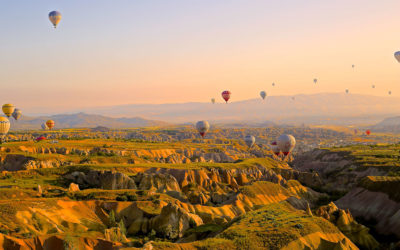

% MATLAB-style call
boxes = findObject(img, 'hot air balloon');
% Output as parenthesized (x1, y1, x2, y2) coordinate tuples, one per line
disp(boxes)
(372, 85, 375, 89)
(352, 64, 355, 69)
(36, 136, 46, 142)
(389, 91, 392, 95)
(260, 91, 266, 100)
(313, 78, 318, 84)
(0, 117, 10, 143)
(211, 98, 215, 104)
(277, 134, 296, 156)
(270, 141, 280, 156)
(41, 123, 48, 130)
(2, 104, 15, 118)
(292, 97, 295, 101)
(12, 109, 21, 121)
(244, 135, 255, 148)
(49, 11, 62, 28)
(46, 120, 55, 130)
(345, 89, 349, 94)
(272, 82, 275, 87)
(196, 121, 210, 138)
(365, 130, 371, 136)
(394, 51, 400, 63)
(221, 91, 231, 103)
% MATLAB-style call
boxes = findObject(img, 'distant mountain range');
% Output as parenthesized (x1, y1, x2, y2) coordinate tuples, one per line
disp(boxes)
(72, 93, 400, 125)
(13, 93, 400, 129)
(370, 116, 400, 132)
(10, 113, 167, 130)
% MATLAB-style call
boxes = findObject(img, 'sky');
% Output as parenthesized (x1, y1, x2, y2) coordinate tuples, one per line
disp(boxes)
(1, 0, 400, 114)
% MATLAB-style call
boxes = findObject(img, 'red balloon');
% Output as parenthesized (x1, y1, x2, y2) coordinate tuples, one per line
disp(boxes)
(36, 136, 46, 142)
(221, 90, 231, 103)
(365, 130, 371, 136)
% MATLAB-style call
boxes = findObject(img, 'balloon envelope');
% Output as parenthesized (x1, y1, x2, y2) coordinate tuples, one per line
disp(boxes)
(221, 91, 231, 103)
(394, 51, 400, 63)
(196, 121, 210, 138)
(244, 135, 255, 148)
(49, 11, 62, 28)
(36, 136, 46, 142)
(313, 78, 317, 84)
(260, 91, 266, 100)
(211, 98, 215, 104)
(366, 130, 371, 135)
(277, 134, 296, 156)
(12, 109, 22, 120)
(0, 117, 10, 139)
(2, 104, 15, 118)
(46, 120, 55, 130)
(41, 123, 48, 130)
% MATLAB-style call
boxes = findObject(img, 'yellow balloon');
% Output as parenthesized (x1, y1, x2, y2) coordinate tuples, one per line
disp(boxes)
(46, 120, 55, 130)
(2, 104, 15, 117)
(0, 117, 10, 138)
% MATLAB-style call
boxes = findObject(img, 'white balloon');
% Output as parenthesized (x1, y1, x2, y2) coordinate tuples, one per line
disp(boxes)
(244, 135, 255, 148)
(277, 134, 296, 155)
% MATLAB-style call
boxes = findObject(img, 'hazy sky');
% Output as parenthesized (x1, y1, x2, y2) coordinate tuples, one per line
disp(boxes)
(1, 0, 400, 113)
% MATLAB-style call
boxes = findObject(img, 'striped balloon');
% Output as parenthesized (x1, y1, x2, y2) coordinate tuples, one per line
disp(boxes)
(2, 104, 15, 118)
(221, 90, 231, 103)
(0, 117, 10, 141)
(49, 11, 62, 28)
(46, 120, 55, 130)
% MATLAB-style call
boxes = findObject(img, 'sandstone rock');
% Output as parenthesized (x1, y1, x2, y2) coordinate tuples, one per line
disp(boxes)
(68, 183, 80, 192)
(316, 202, 379, 250)
(104, 227, 127, 242)
(150, 203, 203, 239)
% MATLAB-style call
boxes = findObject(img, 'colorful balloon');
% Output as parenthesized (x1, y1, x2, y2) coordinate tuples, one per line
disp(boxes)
(41, 123, 48, 130)
(272, 82, 275, 87)
(46, 120, 55, 130)
(196, 121, 210, 138)
(244, 135, 255, 148)
(36, 136, 46, 142)
(49, 11, 62, 28)
(372, 85, 375, 89)
(12, 109, 22, 121)
(260, 91, 266, 100)
(211, 98, 215, 104)
(313, 78, 318, 84)
(345, 89, 349, 94)
(0, 117, 10, 141)
(221, 90, 231, 103)
(277, 134, 296, 156)
(394, 51, 400, 63)
(2, 104, 15, 118)
(366, 130, 371, 136)
(389, 91, 392, 95)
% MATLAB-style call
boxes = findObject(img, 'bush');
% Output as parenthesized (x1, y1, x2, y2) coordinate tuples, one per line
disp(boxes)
(127, 194, 137, 201)
(116, 195, 128, 201)
(108, 210, 117, 228)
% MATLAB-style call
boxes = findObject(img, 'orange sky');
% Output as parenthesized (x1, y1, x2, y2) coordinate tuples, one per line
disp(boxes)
(1, 1, 400, 113)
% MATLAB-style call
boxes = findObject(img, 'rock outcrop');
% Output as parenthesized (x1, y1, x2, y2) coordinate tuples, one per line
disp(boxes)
(315, 202, 379, 249)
